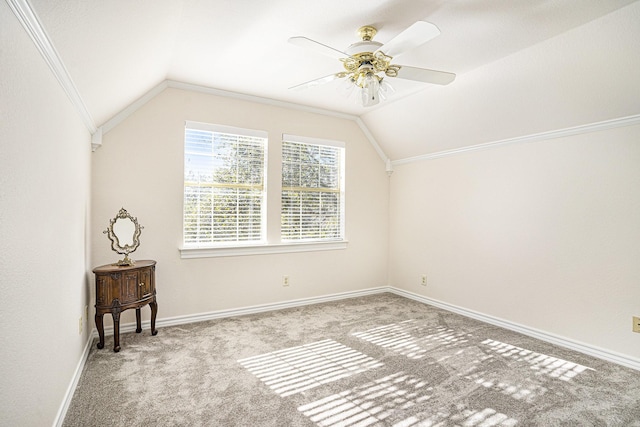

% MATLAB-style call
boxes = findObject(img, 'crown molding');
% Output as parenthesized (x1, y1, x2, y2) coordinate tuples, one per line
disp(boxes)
(7, 0, 385, 163)
(98, 79, 361, 134)
(165, 82, 392, 166)
(6, 0, 387, 163)
(11, 0, 635, 166)
(8, 0, 377, 156)
(6, 0, 97, 135)
(98, 80, 169, 137)
(392, 113, 640, 166)
(96, 79, 391, 166)
(166, 80, 358, 121)
(90, 127, 102, 152)
(355, 117, 390, 167)
(98, 79, 358, 136)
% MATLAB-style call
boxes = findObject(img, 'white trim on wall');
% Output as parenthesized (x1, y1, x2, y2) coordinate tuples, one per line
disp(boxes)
(167, 80, 357, 121)
(100, 80, 169, 135)
(10, 0, 638, 168)
(94, 79, 392, 165)
(86, 286, 640, 370)
(355, 117, 390, 166)
(6, 0, 97, 135)
(179, 240, 349, 259)
(392, 113, 640, 165)
(55, 285, 640, 426)
(117, 287, 387, 333)
(7, 0, 386, 158)
(390, 287, 640, 372)
(53, 332, 95, 427)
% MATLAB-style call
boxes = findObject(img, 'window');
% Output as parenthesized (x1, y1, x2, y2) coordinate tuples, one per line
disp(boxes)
(281, 135, 345, 242)
(181, 125, 347, 258)
(183, 121, 267, 246)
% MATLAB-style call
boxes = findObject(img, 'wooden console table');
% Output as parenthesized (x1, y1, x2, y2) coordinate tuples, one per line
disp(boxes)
(93, 260, 158, 352)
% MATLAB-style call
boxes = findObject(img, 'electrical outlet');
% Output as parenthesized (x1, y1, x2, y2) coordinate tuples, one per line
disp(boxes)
(283, 275, 290, 287)
(78, 317, 83, 334)
(420, 274, 427, 286)
(633, 316, 640, 333)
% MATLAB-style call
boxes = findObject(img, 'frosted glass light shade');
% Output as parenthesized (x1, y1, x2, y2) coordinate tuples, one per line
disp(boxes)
(361, 73, 380, 107)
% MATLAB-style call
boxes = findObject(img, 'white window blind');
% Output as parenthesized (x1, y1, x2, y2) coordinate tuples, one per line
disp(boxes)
(184, 121, 267, 246)
(281, 135, 345, 242)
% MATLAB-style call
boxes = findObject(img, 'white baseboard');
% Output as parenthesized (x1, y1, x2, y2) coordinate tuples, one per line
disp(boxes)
(92, 286, 389, 337)
(56, 285, 639, 425)
(54, 287, 386, 426)
(53, 331, 95, 427)
(93, 286, 640, 371)
(388, 287, 640, 371)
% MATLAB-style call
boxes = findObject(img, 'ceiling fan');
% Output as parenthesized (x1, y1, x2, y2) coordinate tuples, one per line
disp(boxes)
(288, 21, 456, 107)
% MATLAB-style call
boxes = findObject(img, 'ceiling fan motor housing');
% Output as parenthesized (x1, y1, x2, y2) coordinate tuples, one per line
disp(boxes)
(344, 26, 397, 81)
(345, 40, 383, 56)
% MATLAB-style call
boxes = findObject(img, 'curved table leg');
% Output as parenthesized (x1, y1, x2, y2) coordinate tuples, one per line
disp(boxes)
(112, 308, 121, 353)
(95, 313, 104, 349)
(150, 300, 158, 336)
(135, 308, 142, 333)
(111, 299, 122, 353)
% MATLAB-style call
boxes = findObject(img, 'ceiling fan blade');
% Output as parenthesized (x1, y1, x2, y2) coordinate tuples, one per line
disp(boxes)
(289, 74, 341, 91)
(395, 65, 456, 85)
(378, 21, 441, 58)
(288, 36, 349, 59)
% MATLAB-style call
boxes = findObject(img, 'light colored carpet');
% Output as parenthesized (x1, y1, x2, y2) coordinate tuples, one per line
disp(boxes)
(63, 293, 640, 426)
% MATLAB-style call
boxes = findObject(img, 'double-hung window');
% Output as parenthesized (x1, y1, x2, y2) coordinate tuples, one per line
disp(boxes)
(183, 121, 267, 246)
(281, 135, 345, 242)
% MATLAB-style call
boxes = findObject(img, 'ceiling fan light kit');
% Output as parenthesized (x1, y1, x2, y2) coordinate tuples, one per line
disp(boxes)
(289, 21, 456, 107)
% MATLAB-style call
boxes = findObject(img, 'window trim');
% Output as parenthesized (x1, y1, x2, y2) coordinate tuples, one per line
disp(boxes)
(282, 134, 345, 149)
(281, 134, 346, 242)
(183, 120, 268, 247)
(179, 240, 348, 259)
(181, 123, 349, 258)
(186, 120, 268, 139)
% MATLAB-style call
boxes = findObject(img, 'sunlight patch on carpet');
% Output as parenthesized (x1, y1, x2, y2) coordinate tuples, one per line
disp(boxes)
(238, 339, 383, 397)
(352, 320, 471, 359)
(481, 339, 593, 381)
(397, 405, 518, 427)
(468, 374, 549, 403)
(297, 371, 434, 426)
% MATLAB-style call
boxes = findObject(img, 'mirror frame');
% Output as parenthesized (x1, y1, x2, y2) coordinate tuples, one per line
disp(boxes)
(103, 208, 143, 266)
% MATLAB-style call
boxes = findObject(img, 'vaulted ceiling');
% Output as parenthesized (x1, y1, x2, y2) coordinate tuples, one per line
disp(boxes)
(22, 0, 640, 159)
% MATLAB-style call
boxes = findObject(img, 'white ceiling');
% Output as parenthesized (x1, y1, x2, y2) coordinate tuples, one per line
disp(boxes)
(28, 0, 638, 159)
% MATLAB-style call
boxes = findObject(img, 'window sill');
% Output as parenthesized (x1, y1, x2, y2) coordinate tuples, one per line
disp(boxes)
(179, 240, 348, 259)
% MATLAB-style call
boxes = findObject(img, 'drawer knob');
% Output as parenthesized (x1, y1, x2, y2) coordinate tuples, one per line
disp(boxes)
(139, 282, 145, 287)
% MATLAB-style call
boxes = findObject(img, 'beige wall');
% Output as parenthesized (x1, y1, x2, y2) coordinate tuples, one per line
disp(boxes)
(0, 2, 92, 425)
(3, 1, 638, 424)
(385, 3, 640, 363)
(363, 1, 640, 160)
(91, 88, 390, 325)
(389, 124, 640, 359)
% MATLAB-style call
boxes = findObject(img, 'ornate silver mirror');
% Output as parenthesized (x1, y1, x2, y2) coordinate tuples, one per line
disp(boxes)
(104, 208, 143, 266)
